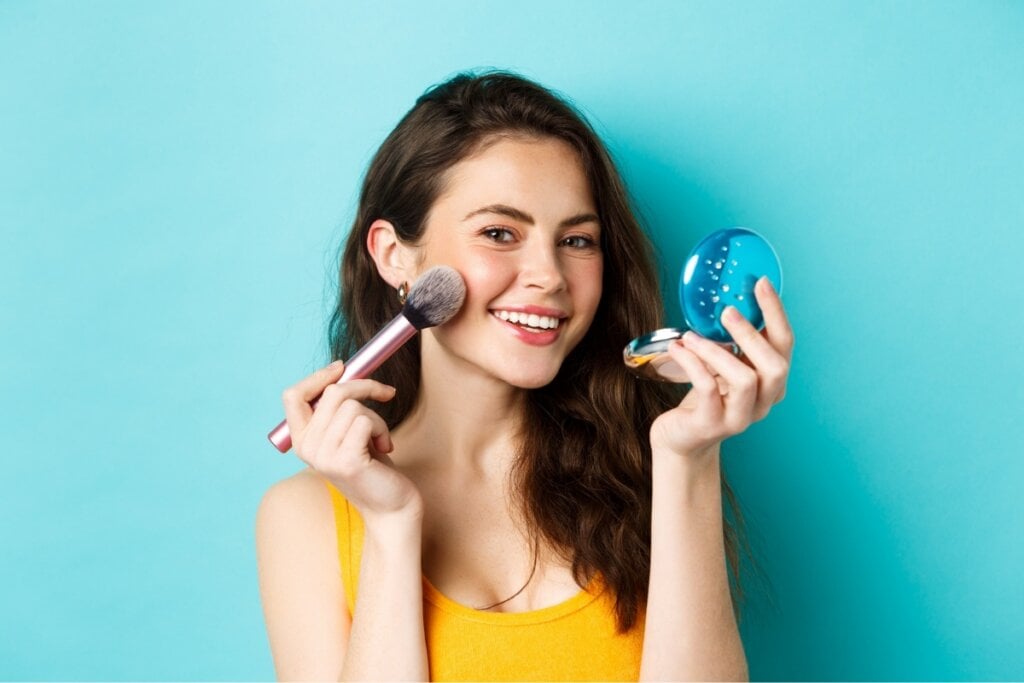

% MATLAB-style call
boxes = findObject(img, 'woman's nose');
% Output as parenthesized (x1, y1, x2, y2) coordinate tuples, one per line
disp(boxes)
(519, 244, 567, 292)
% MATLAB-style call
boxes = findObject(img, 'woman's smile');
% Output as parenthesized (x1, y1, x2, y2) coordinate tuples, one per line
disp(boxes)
(488, 305, 569, 346)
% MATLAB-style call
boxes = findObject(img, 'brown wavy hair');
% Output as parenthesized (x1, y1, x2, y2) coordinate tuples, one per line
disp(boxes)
(327, 69, 752, 633)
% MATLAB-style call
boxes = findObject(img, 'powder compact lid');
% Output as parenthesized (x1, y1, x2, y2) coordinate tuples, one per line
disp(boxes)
(623, 227, 783, 383)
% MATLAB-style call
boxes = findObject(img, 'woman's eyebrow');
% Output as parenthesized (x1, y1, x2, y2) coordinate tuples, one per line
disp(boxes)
(463, 203, 599, 228)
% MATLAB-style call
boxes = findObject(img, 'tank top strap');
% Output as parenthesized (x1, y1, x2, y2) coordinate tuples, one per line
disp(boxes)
(322, 478, 364, 616)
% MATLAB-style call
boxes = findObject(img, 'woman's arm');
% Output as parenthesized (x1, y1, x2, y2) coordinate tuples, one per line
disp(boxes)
(264, 362, 430, 680)
(341, 511, 429, 682)
(256, 472, 429, 682)
(640, 278, 793, 680)
(639, 446, 748, 681)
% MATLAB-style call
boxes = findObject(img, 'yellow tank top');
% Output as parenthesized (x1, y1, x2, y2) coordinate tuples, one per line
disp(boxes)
(323, 478, 645, 681)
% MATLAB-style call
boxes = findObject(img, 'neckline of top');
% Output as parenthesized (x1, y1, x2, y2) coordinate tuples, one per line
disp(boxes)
(420, 572, 605, 625)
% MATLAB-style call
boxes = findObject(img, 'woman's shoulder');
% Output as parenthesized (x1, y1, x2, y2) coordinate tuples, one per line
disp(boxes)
(256, 467, 338, 539)
(262, 465, 328, 495)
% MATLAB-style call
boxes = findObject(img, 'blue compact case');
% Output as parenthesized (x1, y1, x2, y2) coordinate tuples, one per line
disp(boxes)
(623, 227, 782, 382)
(680, 227, 782, 343)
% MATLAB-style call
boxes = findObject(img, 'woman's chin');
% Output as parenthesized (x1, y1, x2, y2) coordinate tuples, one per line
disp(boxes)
(502, 368, 560, 390)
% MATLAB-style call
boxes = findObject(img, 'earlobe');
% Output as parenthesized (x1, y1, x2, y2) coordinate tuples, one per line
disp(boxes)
(366, 219, 413, 288)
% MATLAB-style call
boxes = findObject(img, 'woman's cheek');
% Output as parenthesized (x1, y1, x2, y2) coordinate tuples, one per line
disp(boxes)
(571, 258, 603, 315)
(459, 251, 516, 297)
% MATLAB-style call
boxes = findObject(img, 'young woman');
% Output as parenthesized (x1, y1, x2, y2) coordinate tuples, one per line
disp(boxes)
(256, 70, 793, 681)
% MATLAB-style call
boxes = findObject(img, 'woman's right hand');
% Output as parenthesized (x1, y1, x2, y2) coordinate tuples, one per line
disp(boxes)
(281, 361, 423, 522)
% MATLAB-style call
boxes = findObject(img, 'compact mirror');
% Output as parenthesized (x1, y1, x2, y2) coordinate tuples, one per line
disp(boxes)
(623, 227, 783, 383)
(623, 327, 691, 382)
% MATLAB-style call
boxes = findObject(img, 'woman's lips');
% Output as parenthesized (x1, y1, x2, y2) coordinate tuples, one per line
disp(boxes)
(490, 311, 562, 346)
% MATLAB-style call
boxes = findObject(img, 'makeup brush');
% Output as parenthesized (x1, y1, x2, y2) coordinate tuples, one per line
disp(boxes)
(268, 265, 466, 453)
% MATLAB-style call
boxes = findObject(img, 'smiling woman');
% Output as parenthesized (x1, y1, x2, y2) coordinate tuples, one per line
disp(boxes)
(256, 69, 791, 681)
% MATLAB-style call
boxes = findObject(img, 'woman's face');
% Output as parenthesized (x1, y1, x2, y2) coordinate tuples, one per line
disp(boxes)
(413, 135, 603, 389)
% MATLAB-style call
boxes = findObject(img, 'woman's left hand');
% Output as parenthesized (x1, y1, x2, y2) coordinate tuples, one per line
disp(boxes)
(649, 276, 795, 460)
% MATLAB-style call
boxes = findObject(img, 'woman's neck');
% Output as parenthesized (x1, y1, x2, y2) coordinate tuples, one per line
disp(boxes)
(391, 341, 526, 485)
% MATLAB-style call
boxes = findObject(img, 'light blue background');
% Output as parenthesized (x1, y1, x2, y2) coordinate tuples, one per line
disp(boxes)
(2, 1, 1022, 680)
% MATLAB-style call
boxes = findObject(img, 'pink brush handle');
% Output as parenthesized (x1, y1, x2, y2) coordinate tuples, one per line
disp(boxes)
(268, 314, 418, 453)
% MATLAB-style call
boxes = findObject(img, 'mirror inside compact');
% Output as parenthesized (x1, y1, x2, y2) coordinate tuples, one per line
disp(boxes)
(623, 227, 783, 383)
(622, 327, 692, 382)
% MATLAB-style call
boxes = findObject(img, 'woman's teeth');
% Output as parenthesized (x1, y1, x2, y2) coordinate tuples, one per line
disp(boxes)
(492, 310, 561, 331)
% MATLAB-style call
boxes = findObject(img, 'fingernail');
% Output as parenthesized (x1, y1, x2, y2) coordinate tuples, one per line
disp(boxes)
(682, 331, 700, 344)
(722, 306, 740, 323)
(758, 277, 775, 294)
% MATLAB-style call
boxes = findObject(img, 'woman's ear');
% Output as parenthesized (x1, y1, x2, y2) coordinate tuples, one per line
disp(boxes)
(366, 219, 417, 288)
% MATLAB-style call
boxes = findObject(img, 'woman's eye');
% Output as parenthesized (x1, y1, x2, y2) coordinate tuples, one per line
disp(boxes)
(560, 234, 598, 249)
(482, 227, 515, 243)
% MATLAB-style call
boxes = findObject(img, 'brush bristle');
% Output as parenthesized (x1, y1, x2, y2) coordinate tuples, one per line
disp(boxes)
(402, 266, 467, 329)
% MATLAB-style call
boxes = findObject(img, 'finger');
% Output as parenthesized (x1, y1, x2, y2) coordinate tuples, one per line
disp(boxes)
(317, 378, 398, 408)
(372, 430, 394, 455)
(719, 304, 789, 412)
(682, 331, 757, 430)
(300, 382, 356, 460)
(281, 361, 346, 450)
(305, 381, 395, 456)
(285, 360, 347, 407)
(753, 277, 795, 360)
(294, 378, 395, 458)
(720, 305, 781, 375)
(320, 413, 376, 483)
(320, 400, 392, 462)
(336, 414, 378, 477)
(667, 341, 724, 426)
(683, 329, 758, 398)
(315, 396, 363, 457)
